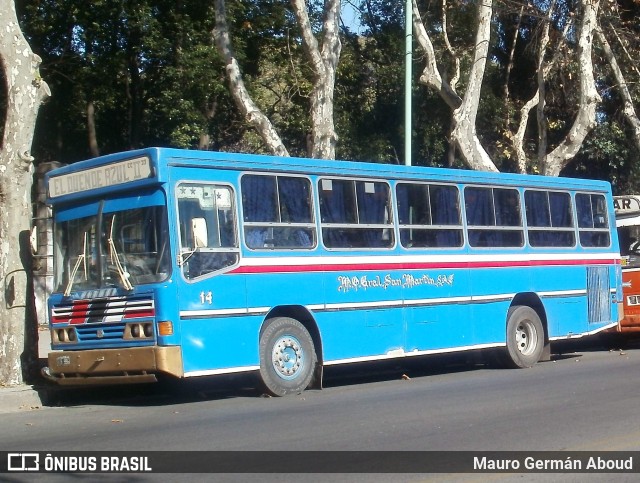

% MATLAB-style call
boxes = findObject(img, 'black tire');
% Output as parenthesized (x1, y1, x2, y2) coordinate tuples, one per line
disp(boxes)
(259, 317, 317, 396)
(504, 305, 545, 368)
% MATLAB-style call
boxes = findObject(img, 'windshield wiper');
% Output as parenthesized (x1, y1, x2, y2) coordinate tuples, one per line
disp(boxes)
(64, 232, 88, 297)
(107, 215, 133, 290)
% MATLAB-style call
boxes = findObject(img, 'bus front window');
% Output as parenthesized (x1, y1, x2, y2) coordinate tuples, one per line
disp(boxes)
(54, 205, 171, 294)
(55, 215, 100, 294)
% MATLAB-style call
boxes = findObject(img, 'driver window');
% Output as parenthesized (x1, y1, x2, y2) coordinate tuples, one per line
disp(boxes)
(177, 183, 239, 280)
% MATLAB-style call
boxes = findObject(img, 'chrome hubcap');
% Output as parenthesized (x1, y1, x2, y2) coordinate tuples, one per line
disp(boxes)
(515, 320, 537, 356)
(272, 335, 304, 380)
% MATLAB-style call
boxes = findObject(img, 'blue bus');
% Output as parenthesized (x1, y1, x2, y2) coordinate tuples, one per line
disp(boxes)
(42, 148, 623, 395)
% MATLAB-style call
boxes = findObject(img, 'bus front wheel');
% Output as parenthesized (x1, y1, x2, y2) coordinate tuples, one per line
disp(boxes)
(504, 305, 544, 368)
(259, 317, 317, 396)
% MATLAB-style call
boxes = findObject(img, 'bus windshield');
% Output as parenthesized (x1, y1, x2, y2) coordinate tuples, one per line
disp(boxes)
(54, 205, 170, 294)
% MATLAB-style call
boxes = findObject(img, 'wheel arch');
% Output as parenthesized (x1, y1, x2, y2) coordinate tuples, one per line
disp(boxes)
(261, 305, 324, 389)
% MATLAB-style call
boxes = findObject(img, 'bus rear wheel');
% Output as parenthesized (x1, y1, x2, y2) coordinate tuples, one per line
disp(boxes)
(504, 305, 544, 368)
(259, 317, 317, 396)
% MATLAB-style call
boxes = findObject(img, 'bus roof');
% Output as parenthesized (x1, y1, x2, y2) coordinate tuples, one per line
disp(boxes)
(46, 147, 613, 204)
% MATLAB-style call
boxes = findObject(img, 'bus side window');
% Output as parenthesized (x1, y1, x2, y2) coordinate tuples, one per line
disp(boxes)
(525, 190, 575, 248)
(241, 174, 316, 250)
(320, 178, 393, 249)
(397, 183, 462, 248)
(494, 188, 521, 227)
(576, 193, 610, 248)
(465, 186, 523, 248)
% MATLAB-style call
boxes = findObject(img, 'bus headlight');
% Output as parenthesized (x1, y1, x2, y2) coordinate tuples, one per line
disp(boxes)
(125, 322, 154, 339)
(53, 327, 77, 344)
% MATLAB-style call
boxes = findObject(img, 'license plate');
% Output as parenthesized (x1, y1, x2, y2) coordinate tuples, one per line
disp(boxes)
(56, 355, 71, 366)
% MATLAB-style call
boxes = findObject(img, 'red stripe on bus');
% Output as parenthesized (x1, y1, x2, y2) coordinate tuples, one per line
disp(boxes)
(229, 258, 619, 274)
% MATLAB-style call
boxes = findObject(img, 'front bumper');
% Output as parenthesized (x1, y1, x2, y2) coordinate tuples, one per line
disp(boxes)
(43, 346, 183, 386)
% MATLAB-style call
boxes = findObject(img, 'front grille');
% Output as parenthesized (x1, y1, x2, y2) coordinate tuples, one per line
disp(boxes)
(51, 296, 155, 325)
(74, 323, 126, 342)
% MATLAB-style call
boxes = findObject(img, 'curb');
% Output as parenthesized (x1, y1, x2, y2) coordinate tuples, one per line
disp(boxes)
(0, 327, 52, 414)
(0, 384, 46, 414)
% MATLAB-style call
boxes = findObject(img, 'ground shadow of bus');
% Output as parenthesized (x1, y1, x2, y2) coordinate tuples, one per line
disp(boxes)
(38, 335, 640, 409)
(38, 352, 485, 409)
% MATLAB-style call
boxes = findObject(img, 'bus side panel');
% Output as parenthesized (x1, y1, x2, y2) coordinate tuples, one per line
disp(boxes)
(530, 265, 609, 337)
(317, 308, 402, 362)
(530, 265, 584, 337)
(321, 268, 404, 361)
(244, 269, 320, 313)
(468, 265, 531, 345)
(180, 315, 262, 374)
(177, 274, 262, 374)
(404, 267, 471, 351)
(404, 304, 473, 351)
(468, 263, 615, 341)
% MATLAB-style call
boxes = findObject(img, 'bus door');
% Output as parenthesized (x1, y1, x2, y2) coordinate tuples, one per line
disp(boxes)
(173, 180, 250, 374)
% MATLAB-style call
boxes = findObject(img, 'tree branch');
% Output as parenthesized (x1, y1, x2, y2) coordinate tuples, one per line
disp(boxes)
(212, 0, 289, 156)
(544, 0, 601, 176)
(596, 24, 640, 153)
(449, 0, 498, 172)
(412, 0, 462, 109)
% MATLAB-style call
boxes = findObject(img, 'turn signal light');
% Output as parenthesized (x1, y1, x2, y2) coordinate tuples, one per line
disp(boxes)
(158, 321, 174, 336)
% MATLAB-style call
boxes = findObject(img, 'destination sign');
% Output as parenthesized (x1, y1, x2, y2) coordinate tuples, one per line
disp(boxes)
(48, 156, 153, 198)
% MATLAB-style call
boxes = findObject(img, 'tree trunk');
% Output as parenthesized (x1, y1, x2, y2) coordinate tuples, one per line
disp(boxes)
(441, 0, 460, 93)
(198, 99, 218, 151)
(413, 0, 496, 171)
(290, 0, 341, 160)
(543, 0, 600, 177)
(0, 0, 51, 386)
(503, 6, 524, 101)
(412, 0, 462, 110)
(510, 2, 558, 173)
(449, 0, 498, 172)
(213, 0, 289, 157)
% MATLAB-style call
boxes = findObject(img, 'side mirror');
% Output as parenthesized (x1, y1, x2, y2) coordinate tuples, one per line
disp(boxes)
(192, 218, 208, 248)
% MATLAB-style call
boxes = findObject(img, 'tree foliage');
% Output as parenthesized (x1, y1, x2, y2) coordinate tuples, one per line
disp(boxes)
(12, 0, 640, 189)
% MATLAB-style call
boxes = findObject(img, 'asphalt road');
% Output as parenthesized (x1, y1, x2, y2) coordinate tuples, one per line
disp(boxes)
(2, 335, 640, 482)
